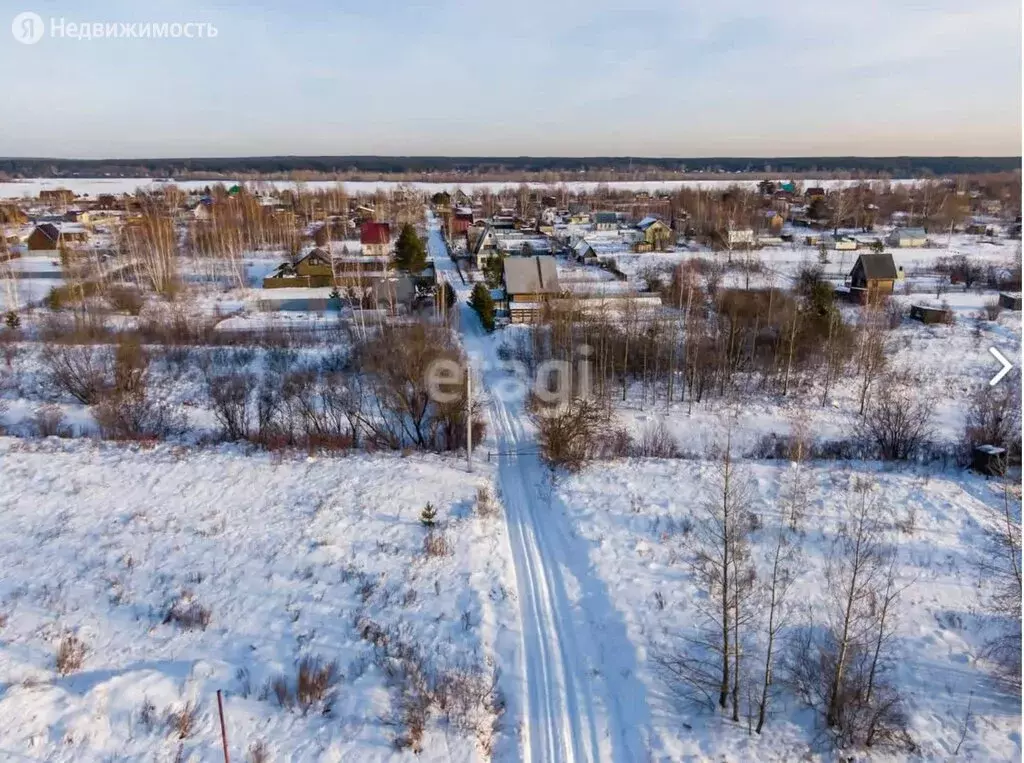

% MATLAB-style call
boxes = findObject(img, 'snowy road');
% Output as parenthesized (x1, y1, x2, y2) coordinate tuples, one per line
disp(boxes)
(427, 214, 652, 762)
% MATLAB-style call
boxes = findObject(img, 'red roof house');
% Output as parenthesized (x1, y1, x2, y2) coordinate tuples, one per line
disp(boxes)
(360, 222, 391, 246)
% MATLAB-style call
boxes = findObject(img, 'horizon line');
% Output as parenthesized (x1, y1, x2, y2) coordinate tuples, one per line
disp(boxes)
(2, 154, 1022, 162)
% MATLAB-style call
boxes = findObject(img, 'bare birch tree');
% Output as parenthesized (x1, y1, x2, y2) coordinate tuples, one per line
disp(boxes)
(825, 477, 887, 730)
(661, 431, 758, 719)
(756, 520, 800, 733)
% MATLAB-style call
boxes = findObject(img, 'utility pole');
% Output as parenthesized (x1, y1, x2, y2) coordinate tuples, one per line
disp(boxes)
(466, 366, 473, 472)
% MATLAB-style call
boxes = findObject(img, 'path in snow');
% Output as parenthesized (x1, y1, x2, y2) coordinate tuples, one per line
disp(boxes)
(427, 214, 653, 762)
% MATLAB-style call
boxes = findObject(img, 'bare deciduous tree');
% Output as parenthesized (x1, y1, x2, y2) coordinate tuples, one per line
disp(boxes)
(660, 433, 757, 721)
(978, 469, 1022, 688)
(963, 383, 1021, 454)
(825, 478, 888, 729)
(756, 521, 800, 733)
(857, 379, 932, 460)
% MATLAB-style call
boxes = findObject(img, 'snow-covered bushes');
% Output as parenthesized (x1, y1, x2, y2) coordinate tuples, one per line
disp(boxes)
(55, 633, 86, 675)
(162, 590, 212, 631)
(857, 379, 933, 460)
(633, 420, 680, 458)
(357, 616, 505, 755)
(532, 395, 612, 471)
(41, 342, 112, 404)
(423, 530, 452, 557)
(267, 656, 339, 716)
(474, 486, 499, 519)
(31, 404, 71, 437)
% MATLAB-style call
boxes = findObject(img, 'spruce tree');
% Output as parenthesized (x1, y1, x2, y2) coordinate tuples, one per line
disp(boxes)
(470, 283, 495, 331)
(482, 256, 504, 288)
(394, 223, 427, 274)
(420, 502, 437, 527)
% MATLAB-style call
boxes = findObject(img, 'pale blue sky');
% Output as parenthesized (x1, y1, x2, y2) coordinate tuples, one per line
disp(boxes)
(1, 0, 1020, 157)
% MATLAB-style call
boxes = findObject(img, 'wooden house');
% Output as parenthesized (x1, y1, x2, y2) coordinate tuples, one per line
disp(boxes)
(26, 223, 62, 251)
(635, 217, 673, 251)
(849, 253, 898, 303)
(63, 209, 91, 224)
(503, 255, 560, 323)
(360, 222, 391, 257)
(451, 208, 474, 236)
(886, 228, 927, 248)
(263, 248, 335, 288)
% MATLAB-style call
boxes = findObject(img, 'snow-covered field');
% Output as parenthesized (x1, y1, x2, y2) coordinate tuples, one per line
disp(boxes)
(0, 440, 519, 762)
(0, 209, 1017, 761)
(0, 177, 921, 200)
(552, 459, 1022, 761)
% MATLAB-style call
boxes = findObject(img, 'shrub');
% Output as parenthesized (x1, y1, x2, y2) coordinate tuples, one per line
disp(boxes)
(358, 616, 505, 755)
(111, 336, 149, 397)
(857, 380, 932, 460)
(138, 697, 157, 732)
(353, 322, 478, 451)
(247, 740, 271, 763)
(42, 343, 111, 404)
(93, 391, 187, 441)
(296, 656, 339, 715)
(268, 656, 338, 716)
(92, 337, 186, 441)
(38, 311, 113, 343)
(784, 626, 916, 753)
(166, 699, 200, 739)
(633, 421, 680, 458)
(32, 405, 72, 438)
(475, 486, 498, 519)
(423, 530, 451, 557)
(983, 299, 1003, 321)
(3, 310, 20, 330)
(55, 634, 86, 675)
(963, 383, 1021, 455)
(205, 370, 255, 441)
(533, 396, 611, 471)
(162, 591, 211, 631)
(106, 285, 145, 315)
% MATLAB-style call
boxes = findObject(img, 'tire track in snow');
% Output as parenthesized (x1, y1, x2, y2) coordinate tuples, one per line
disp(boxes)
(427, 212, 649, 761)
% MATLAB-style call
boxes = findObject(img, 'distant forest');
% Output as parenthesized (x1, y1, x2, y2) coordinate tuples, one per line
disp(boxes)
(0, 155, 1019, 180)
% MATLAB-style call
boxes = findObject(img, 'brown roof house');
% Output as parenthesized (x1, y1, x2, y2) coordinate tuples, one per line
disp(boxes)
(849, 252, 899, 304)
(503, 255, 560, 323)
(264, 248, 335, 288)
(26, 223, 62, 251)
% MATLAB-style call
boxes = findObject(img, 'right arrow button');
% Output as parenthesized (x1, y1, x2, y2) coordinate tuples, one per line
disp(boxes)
(988, 347, 1014, 387)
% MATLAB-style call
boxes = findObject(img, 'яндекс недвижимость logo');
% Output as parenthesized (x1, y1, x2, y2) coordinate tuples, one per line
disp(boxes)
(11, 11, 44, 44)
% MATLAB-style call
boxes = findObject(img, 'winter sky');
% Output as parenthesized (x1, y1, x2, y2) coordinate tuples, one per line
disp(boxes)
(1, 0, 1020, 158)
